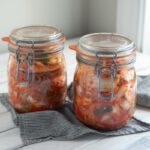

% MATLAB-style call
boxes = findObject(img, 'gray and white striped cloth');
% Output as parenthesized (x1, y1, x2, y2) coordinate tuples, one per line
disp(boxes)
(0, 75, 150, 147)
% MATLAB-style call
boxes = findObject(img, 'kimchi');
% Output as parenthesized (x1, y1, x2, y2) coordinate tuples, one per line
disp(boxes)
(3, 25, 67, 113)
(70, 33, 136, 130)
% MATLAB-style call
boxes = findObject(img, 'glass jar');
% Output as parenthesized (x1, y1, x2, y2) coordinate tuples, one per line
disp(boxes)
(69, 33, 136, 130)
(3, 25, 67, 113)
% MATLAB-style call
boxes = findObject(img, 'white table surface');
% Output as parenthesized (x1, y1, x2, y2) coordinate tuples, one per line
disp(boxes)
(0, 38, 150, 150)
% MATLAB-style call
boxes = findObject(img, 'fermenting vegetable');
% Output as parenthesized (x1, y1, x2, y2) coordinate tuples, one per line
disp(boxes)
(4, 25, 67, 113)
(70, 33, 136, 130)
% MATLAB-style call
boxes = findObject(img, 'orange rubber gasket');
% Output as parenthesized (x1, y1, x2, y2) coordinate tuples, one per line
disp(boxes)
(2, 37, 65, 49)
(69, 44, 136, 59)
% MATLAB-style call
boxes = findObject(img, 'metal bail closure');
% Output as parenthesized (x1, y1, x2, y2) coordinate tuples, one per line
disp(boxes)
(16, 40, 35, 85)
(94, 52, 118, 100)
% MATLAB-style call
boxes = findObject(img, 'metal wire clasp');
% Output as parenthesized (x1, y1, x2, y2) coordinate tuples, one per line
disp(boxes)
(94, 52, 118, 100)
(16, 40, 35, 85)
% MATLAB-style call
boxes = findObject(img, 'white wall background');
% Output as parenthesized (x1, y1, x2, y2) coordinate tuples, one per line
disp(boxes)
(116, 0, 144, 52)
(116, 0, 141, 41)
(87, 0, 117, 33)
(0, 0, 144, 53)
(0, 0, 88, 38)
(0, 0, 88, 52)
(142, 0, 150, 54)
(87, 0, 143, 51)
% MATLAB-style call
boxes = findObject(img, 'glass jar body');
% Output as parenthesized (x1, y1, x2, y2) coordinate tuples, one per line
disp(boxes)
(8, 49, 67, 113)
(73, 57, 136, 130)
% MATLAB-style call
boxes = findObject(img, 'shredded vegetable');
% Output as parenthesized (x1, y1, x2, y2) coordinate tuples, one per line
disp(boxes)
(8, 52, 67, 113)
(73, 61, 136, 130)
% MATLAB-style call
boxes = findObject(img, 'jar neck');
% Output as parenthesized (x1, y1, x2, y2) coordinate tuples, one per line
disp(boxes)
(8, 42, 64, 56)
(76, 50, 136, 67)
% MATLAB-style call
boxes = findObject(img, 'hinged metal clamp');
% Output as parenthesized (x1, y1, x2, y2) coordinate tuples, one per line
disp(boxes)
(16, 40, 35, 85)
(94, 51, 118, 100)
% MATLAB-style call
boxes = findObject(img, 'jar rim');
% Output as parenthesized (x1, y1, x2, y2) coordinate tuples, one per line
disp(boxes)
(78, 33, 136, 57)
(2, 25, 65, 52)
(10, 25, 65, 44)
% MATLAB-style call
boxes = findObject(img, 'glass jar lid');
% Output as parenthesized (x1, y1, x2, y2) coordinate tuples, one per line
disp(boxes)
(78, 33, 136, 57)
(10, 25, 64, 44)
(2, 25, 65, 55)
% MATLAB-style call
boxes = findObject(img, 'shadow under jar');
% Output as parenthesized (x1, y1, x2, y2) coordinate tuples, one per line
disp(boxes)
(69, 33, 136, 130)
(3, 25, 67, 113)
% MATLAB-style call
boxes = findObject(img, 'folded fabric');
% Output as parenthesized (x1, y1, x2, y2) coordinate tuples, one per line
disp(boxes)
(137, 75, 150, 108)
(0, 96, 150, 146)
(0, 75, 150, 147)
